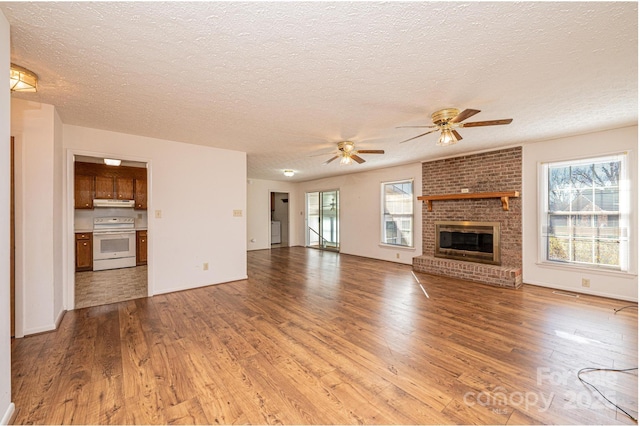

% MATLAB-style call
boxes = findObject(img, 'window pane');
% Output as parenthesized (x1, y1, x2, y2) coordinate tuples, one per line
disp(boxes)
(594, 188, 619, 211)
(543, 155, 626, 271)
(382, 180, 413, 247)
(596, 240, 619, 266)
(571, 164, 593, 188)
(548, 236, 570, 262)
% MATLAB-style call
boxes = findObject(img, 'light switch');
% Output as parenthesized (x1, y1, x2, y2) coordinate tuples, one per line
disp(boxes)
(155, 210, 162, 219)
(233, 209, 243, 217)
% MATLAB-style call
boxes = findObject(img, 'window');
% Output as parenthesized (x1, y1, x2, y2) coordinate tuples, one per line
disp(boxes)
(540, 154, 629, 271)
(382, 180, 414, 247)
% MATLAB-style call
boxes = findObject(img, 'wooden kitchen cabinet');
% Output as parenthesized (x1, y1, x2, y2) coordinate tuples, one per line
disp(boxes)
(95, 176, 134, 200)
(95, 176, 114, 199)
(136, 230, 147, 265)
(74, 175, 94, 209)
(116, 177, 134, 200)
(134, 178, 147, 210)
(75, 162, 145, 207)
(75, 232, 93, 271)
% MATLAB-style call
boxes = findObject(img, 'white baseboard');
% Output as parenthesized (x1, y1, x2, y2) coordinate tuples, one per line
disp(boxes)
(1, 403, 15, 425)
(526, 280, 638, 302)
(55, 309, 66, 329)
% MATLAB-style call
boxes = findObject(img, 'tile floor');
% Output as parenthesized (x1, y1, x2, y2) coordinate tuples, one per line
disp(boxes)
(75, 265, 148, 309)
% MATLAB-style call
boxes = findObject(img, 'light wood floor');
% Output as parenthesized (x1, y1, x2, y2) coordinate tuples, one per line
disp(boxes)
(11, 247, 638, 424)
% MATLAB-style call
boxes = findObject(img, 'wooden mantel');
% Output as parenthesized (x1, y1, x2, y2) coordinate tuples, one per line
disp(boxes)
(418, 191, 520, 212)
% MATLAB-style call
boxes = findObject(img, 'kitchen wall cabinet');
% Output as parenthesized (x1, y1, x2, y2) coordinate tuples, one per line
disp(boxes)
(116, 177, 134, 200)
(95, 176, 114, 199)
(75, 232, 93, 271)
(134, 178, 147, 210)
(136, 230, 147, 265)
(74, 175, 94, 209)
(75, 162, 146, 208)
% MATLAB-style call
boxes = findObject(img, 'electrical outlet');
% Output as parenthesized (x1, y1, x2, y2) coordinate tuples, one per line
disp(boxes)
(233, 209, 243, 217)
(461, 188, 470, 193)
(581, 278, 590, 288)
(203, 262, 209, 271)
(396, 253, 400, 259)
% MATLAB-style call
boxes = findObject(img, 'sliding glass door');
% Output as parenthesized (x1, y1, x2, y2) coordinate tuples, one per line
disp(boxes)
(306, 190, 339, 251)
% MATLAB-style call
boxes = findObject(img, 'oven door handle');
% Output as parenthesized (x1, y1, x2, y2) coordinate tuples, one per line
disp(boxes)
(93, 230, 136, 236)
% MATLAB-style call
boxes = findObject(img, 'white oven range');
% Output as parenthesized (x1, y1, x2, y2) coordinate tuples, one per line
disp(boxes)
(93, 217, 137, 271)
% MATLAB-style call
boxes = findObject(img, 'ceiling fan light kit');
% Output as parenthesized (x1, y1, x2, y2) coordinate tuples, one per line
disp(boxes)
(323, 141, 385, 166)
(437, 129, 457, 146)
(398, 108, 513, 145)
(283, 169, 294, 177)
(339, 152, 354, 166)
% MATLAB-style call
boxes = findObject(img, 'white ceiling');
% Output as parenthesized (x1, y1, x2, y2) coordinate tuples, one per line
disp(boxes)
(2, 2, 637, 182)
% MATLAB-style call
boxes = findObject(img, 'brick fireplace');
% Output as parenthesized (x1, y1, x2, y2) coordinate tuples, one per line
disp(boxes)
(413, 147, 523, 288)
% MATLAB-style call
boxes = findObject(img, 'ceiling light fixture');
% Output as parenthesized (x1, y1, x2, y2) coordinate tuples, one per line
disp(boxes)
(104, 158, 122, 166)
(283, 169, 294, 177)
(339, 152, 354, 166)
(437, 128, 457, 146)
(10, 63, 38, 92)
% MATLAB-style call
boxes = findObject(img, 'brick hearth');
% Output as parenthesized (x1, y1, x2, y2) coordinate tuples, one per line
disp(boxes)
(413, 147, 523, 288)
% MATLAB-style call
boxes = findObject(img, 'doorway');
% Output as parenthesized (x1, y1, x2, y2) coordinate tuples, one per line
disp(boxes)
(306, 190, 339, 251)
(73, 155, 149, 309)
(270, 191, 290, 248)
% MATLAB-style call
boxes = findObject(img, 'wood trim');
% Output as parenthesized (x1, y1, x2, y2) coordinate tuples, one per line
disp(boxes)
(417, 191, 520, 211)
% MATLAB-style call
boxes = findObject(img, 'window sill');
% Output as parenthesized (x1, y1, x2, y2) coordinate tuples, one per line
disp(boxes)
(379, 243, 416, 251)
(535, 261, 637, 279)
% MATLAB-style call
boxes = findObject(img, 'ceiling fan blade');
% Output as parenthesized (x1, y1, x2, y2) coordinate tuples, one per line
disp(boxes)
(452, 130, 463, 141)
(356, 150, 385, 154)
(395, 125, 438, 128)
(450, 109, 481, 123)
(323, 156, 339, 165)
(351, 154, 366, 164)
(399, 128, 440, 144)
(460, 118, 513, 127)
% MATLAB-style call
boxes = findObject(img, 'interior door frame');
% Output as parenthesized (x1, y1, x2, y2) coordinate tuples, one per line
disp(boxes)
(66, 149, 153, 310)
(10, 137, 15, 337)
(268, 190, 290, 247)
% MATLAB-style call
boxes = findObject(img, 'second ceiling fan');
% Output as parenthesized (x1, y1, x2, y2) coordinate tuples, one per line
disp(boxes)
(398, 108, 513, 146)
(323, 141, 384, 165)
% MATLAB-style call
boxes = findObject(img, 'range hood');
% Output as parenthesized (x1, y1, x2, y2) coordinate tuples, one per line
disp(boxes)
(93, 199, 135, 208)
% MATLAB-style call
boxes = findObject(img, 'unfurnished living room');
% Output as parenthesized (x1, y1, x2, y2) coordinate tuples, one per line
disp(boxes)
(0, 2, 638, 425)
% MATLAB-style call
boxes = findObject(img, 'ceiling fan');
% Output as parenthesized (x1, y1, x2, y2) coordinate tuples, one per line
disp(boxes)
(323, 141, 385, 165)
(398, 108, 513, 146)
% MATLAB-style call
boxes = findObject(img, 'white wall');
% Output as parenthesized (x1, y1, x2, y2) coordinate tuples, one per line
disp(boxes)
(247, 179, 299, 250)
(296, 163, 423, 265)
(64, 125, 247, 298)
(0, 11, 14, 426)
(11, 99, 62, 336)
(522, 126, 638, 301)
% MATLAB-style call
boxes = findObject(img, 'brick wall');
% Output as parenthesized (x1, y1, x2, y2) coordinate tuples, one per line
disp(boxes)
(413, 147, 523, 287)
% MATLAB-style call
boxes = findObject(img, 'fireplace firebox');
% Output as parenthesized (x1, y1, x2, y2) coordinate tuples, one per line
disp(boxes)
(435, 221, 501, 265)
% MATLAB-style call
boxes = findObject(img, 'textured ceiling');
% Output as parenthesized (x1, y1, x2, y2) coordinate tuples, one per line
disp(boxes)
(2, 2, 637, 182)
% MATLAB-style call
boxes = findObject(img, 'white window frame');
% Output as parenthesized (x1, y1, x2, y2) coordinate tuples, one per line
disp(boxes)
(538, 153, 630, 272)
(381, 179, 414, 248)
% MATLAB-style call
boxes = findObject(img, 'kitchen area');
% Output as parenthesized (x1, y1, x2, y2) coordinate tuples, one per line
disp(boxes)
(73, 156, 148, 309)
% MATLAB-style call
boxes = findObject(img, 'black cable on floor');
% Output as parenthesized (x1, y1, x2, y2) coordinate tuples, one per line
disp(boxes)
(577, 367, 639, 422)
(614, 305, 638, 314)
